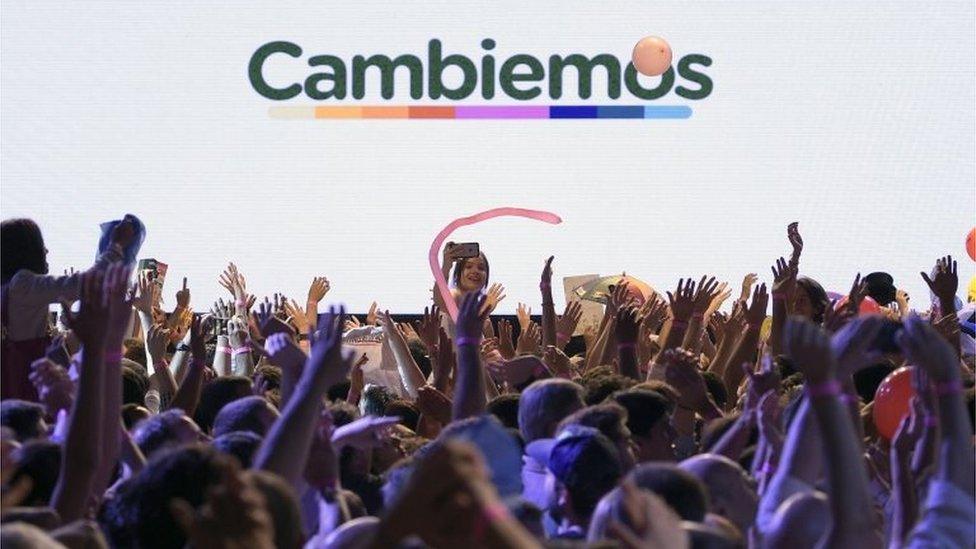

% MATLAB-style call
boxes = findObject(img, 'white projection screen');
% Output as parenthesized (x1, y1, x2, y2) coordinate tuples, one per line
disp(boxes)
(2, 1, 974, 313)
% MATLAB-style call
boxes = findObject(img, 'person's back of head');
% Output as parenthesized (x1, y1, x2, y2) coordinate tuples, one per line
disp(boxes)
(630, 462, 709, 522)
(487, 393, 520, 430)
(10, 439, 61, 506)
(547, 427, 623, 527)
(317, 517, 379, 549)
(0, 400, 47, 442)
(438, 415, 522, 497)
(518, 378, 585, 443)
(210, 430, 263, 467)
(853, 361, 895, 404)
(121, 404, 151, 431)
(99, 444, 228, 549)
(680, 454, 758, 535)
(763, 492, 830, 548)
(192, 376, 253, 434)
(559, 402, 635, 470)
(132, 409, 201, 458)
(360, 384, 397, 417)
(121, 364, 149, 406)
(211, 396, 279, 438)
(123, 339, 147, 369)
(247, 470, 304, 549)
(1, 218, 47, 283)
(583, 373, 637, 405)
(587, 485, 688, 546)
(612, 389, 675, 463)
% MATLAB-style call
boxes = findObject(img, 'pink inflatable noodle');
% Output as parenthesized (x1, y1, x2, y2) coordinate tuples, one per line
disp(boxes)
(429, 207, 562, 320)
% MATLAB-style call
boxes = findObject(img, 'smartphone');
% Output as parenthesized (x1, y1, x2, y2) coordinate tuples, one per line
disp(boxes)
(451, 242, 480, 259)
(137, 258, 168, 292)
(870, 319, 903, 354)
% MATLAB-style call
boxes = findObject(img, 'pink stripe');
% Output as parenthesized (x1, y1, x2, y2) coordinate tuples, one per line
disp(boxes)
(455, 106, 549, 119)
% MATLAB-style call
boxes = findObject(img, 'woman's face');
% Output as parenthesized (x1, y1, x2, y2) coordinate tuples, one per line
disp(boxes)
(792, 289, 814, 320)
(458, 256, 487, 293)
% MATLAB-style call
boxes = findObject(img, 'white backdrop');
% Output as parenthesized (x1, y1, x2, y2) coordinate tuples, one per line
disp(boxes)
(2, 1, 973, 313)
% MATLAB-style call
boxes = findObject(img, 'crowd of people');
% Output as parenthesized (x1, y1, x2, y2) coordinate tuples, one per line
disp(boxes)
(0, 215, 973, 548)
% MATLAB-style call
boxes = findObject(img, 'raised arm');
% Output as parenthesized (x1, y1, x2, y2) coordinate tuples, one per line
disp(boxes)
(379, 311, 427, 399)
(168, 315, 209, 418)
(785, 317, 882, 548)
(50, 270, 109, 523)
(452, 292, 488, 421)
(254, 307, 352, 489)
(540, 256, 558, 348)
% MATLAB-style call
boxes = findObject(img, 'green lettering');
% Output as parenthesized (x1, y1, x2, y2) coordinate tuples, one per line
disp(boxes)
(248, 41, 302, 100)
(624, 64, 674, 100)
(500, 54, 544, 100)
(675, 54, 713, 100)
(305, 55, 347, 99)
(428, 39, 477, 100)
(351, 54, 423, 99)
(548, 54, 620, 99)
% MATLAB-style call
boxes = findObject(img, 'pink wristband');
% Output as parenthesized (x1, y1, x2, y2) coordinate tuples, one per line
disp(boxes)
(806, 379, 842, 398)
(235, 299, 246, 308)
(232, 347, 251, 357)
(671, 319, 688, 329)
(935, 379, 964, 396)
(617, 342, 637, 351)
(191, 357, 207, 368)
(840, 393, 858, 406)
(471, 502, 509, 541)
(456, 336, 481, 347)
(216, 346, 232, 355)
(104, 350, 123, 364)
(557, 331, 570, 342)
(771, 292, 787, 301)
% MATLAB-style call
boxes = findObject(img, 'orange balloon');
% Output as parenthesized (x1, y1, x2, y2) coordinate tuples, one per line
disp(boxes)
(632, 36, 673, 76)
(966, 227, 975, 262)
(873, 367, 915, 440)
(833, 295, 881, 316)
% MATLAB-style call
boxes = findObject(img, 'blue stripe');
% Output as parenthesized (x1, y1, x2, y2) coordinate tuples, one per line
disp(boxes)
(550, 106, 598, 118)
(597, 106, 645, 119)
(643, 106, 693, 119)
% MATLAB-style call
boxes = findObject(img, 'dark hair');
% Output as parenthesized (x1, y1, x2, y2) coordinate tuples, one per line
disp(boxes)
(193, 376, 252, 434)
(132, 409, 193, 458)
(854, 361, 896, 404)
(327, 380, 351, 402)
(612, 389, 674, 438)
(451, 252, 490, 289)
(796, 276, 829, 323)
(1, 218, 47, 284)
(407, 339, 432, 379)
(0, 400, 46, 442)
(559, 403, 631, 450)
(630, 463, 709, 521)
(121, 403, 151, 431)
(122, 366, 149, 406)
(98, 444, 228, 549)
(361, 385, 397, 417)
(487, 393, 521, 430)
(124, 338, 147, 369)
(212, 396, 277, 437)
(550, 429, 623, 521)
(583, 373, 637, 405)
(10, 440, 61, 506)
(383, 399, 420, 432)
(211, 430, 263, 467)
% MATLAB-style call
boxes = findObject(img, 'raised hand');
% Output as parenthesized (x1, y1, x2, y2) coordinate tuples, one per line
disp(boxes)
(770, 257, 797, 300)
(218, 263, 246, 300)
(556, 301, 583, 341)
(783, 317, 836, 384)
(251, 298, 295, 339)
(920, 255, 958, 306)
(666, 278, 697, 322)
(456, 292, 488, 340)
(282, 299, 309, 335)
(741, 354, 781, 410)
(615, 306, 640, 345)
(146, 324, 171, 365)
(481, 283, 507, 316)
(227, 317, 249, 349)
(661, 348, 711, 413)
(703, 281, 732, 318)
(416, 385, 453, 424)
(366, 301, 380, 326)
(413, 305, 441, 353)
(29, 358, 74, 417)
(516, 322, 542, 356)
(189, 315, 208, 360)
(62, 270, 110, 349)
(607, 281, 633, 316)
(744, 283, 769, 328)
(331, 415, 401, 450)
(487, 355, 549, 386)
(496, 319, 517, 359)
(787, 222, 803, 267)
(690, 276, 721, 316)
(638, 295, 668, 335)
(264, 332, 306, 377)
(516, 302, 532, 332)
(175, 277, 190, 310)
(830, 316, 884, 377)
(739, 273, 759, 303)
(543, 345, 572, 378)
(306, 276, 330, 304)
(131, 271, 157, 316)
(897, 314, 959, 383)
(304, 306, 353, 391)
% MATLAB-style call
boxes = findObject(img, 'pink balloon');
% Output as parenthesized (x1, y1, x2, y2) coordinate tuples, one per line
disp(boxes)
(632, 36, 673, 77)
(429, 208, 562, 321)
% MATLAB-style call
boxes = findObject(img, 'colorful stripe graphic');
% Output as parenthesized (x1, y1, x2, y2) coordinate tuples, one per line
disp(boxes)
(268, 105, 692, 120)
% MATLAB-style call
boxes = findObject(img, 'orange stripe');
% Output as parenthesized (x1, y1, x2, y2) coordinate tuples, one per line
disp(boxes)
(409, 106, 455, 119)
(314, 106, 362, 118)
(361, 106, 409, 119)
